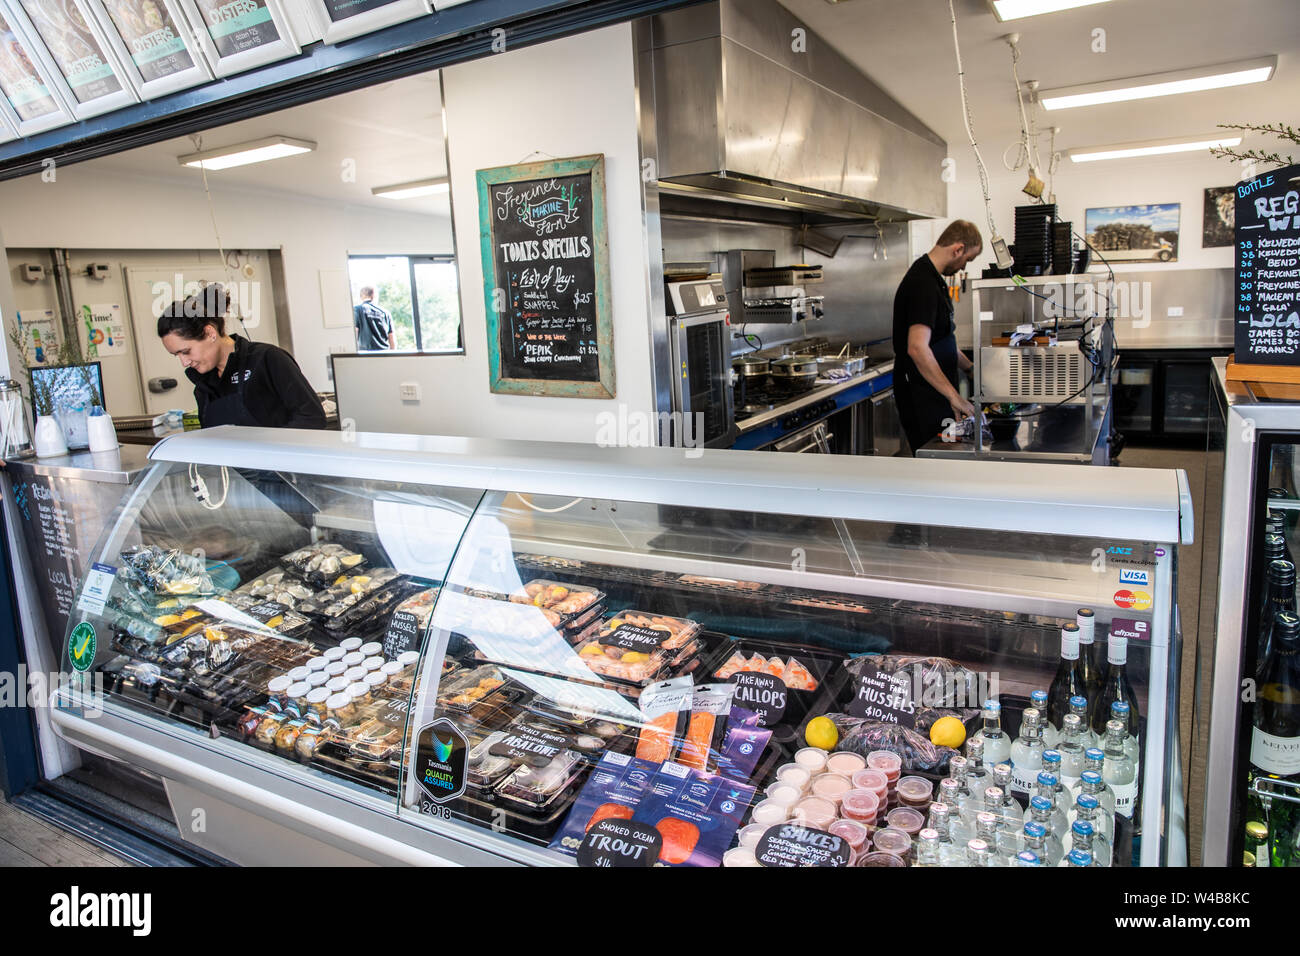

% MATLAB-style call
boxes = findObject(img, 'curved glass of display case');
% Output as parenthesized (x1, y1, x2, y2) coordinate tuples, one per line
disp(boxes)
(53, 427, 1191, 867)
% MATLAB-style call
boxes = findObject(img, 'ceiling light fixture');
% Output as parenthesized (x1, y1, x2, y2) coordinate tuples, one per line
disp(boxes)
(1041, 57, 1276, 110)
(1067, 134, 1243, 163)
(990, 0, 1113, 21)
(178, 136, 316, 170)
(371, 177, 451, 199)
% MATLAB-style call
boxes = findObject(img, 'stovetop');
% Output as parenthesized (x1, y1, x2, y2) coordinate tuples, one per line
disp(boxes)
(733, 359, 895, 434)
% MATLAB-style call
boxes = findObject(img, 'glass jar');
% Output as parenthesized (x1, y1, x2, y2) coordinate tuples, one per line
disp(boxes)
(275, 718, 307, 751)
(305, 687, 331, 723)
(323, 661, 347, 678)
(359, 641, 383, 658)
(254, 713, 285, 748)
(363, 671, 387, 691)
(362, 655, 385, 674)
(306, 671, 330, 690)
(343, 666, 367, 684)
(397, 651, 419, 669)
(284, 682, 312, 719)
(347, 682, 372, 707)
(326, 692, 355, 724)
(266, 675, 293, 711)
(381, 661, 404, 679)
(287, 666, 311, 684)
(339, 637, 363, 653)
(325, 676, 351, 695)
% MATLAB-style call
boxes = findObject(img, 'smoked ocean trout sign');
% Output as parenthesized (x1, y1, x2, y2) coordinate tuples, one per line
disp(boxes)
(478, 154, 615, 398)
(1234, 162, 1300, 365)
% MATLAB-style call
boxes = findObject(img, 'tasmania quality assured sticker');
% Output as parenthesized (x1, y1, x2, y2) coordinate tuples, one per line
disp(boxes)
(414, 718, 468, 806)
(68, 621, 96, 672)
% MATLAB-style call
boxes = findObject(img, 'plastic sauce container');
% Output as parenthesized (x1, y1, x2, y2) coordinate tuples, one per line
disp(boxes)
(750, 800, 789, 827)
(775, 764, 812, 792)
(764, 782, 802, 809)
(723, 846, 760, 867)
(828, 818, 871, 863)
(826, 751, 866, 776)
(896, 775, 934, 808)
(811, 772, 852, 806)
(840, 788, 881, 824)
(851, 768, 889, 798)
(737, 824, 770, 849)
(794, 747, 828, 773)
(857, 850, 907, 867)
(866, 750, 902, 781)
(791, 796, 836, 830)
(871, 826, 913, 861)
(885, 806, 926, 837)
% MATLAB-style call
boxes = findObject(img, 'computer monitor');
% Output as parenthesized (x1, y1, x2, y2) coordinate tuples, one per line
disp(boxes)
(29, 362, 106, 413)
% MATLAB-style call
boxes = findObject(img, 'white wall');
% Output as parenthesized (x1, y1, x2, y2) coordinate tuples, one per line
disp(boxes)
(0, 168, 454, 390)
(945, 149, 1239, 273)
(342, 23, 654, 442)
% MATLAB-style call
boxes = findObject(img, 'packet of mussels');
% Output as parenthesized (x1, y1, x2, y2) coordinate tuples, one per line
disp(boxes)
(548, 751, 659, 857)
(630, 761, 756, 867)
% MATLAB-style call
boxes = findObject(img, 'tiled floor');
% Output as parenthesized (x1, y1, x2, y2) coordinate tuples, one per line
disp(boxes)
(0, 798, 130, 866)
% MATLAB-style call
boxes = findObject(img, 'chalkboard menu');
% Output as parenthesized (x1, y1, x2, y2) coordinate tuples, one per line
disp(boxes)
(1234, 163, 1300, 365)
(477, 154, 615, 398)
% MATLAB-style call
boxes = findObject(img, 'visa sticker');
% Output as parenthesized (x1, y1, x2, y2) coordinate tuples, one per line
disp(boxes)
(1119, 567, 1150, 587)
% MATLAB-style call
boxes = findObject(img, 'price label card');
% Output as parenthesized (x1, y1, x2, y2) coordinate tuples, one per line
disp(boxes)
(728, 672, 787, 727)
(75, 562, 116, 617)
(488, 724, 572, 768)
(755, 824, 852, 868)
(576, 819, 662, 867)
(846, 664, 916, 728)
(601, 623, 671, 653)
(383, 610, 421, 659)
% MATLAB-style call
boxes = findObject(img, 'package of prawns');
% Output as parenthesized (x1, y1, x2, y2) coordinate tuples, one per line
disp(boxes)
(630, 761, 756, 867)
(548, 751, 660, 857)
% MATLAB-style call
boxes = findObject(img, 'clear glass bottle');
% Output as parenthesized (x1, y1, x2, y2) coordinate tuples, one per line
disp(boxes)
(1093, 634, 1141, 741)
(1057, 713, 1087, 787)
(1047, 623, 1087, 733)
(947, 755, 977, 820)
(964, 736, 993, 802)
(973, 699, 1012, 766)
(975, 812, 1010, 866)
(1080, 752, 1114, 811)
(1016, 850, 1042, 866)
(1023, 819, 1062, 866)
(984, 782, 1022, 856)
(1009, 708, 1045, 796)
(990, 767, 1023, 828)
(1102, 718, 1139, 820)
(926, 801, 967, 865)
(1058, 820, 1105, 867)
(1076, 607, 1103, 704)
(1040, 751, 1072, 810)
(966, 839, 992, 867)
(1031, 689, 1060, 748)
(1066, 848, 1094, 867)
(1073, 794, 1113, 864)
(1069, 695, 1098, 750)
(1109, 700, 1141, 766)
(914, 828, 942, 867)
(1025, 773, 1069, 837)
(1072, 772, 1117, 840)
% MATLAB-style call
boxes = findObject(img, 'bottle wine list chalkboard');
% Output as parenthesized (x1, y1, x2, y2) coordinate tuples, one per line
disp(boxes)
(477, 154, 615, 398)
(1234, 162, 1300, 365)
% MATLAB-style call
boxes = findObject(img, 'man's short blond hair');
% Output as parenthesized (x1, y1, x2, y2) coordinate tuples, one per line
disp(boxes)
(936, 220, 983, 251)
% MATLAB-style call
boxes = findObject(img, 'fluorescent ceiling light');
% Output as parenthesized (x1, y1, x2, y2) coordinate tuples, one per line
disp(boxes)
(371, 177, 450, 199)
(991, 0, 1113, 21)
(1041, 57, 1276, 110)
(1068, 135, 1242, 163)
(178, 136, 316, 170)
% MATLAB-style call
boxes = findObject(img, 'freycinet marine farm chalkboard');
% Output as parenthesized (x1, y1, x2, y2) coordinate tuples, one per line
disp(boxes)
(1235, 163, 1300, 365)
(478, 154, 615, 398)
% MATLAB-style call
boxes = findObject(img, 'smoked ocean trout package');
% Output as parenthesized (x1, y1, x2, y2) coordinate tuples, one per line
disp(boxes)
(548, 751, 659, 856)
(630, 761, 756, 867)
(634, 676, 694, 762)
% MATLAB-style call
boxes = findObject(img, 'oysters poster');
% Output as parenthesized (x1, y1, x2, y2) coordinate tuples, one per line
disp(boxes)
(477, 154, 615, 398)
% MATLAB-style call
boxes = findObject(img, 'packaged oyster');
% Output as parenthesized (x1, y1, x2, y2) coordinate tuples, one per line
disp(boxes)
(467, 730, 516, 788)
(221, 594, 313, 640)
(280, 542, 367, 588)
(295, 569, 400, 619)
(118, 546, 219, 601)
(234, 568, 316, 609)
(323, 577, 422, 636)
(494, 749, 586, 810)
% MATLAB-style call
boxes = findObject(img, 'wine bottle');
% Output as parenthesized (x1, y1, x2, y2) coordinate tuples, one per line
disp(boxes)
(1048, 624, 1087, 731)
(1092, 633, 1141, 739)
(1076, 608, 1103, 703)
(1252, 610, 1300, 783)
(1267, 511, 1294, 566)
(1257, 560, 1297, 681)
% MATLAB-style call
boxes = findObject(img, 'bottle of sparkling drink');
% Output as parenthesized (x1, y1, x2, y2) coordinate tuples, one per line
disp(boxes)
(1034, 772, 1070, 835)
(1081, 752, 1115, 811)
(1102, 718, 1139, 819)
(973, 700, 1012, 766)
(1258, 561, 1297, 681)
(1016, 850, 1042, 866)
(1266, 510, 1293, 565)
(1040, 751, 1073, 811)
(1048, 623, 1088, 731)
(1073, 793, 1113, 862)
(966, 839, 993, 866)
(975, 812, 1011, 866)
(1030, 689, 1059, 748)
(914, 828, 942, 867)
(1069, 695, 1098, 750)
(992, 765, 1024, 823)
(947, 755, 977, 820)
(1093, 634, 1141, 740)
(964, 736, 993, 804)
(1025, 796, 1065, 862)
(1009, 708, 1045, 796)
(984, 783, 1023, 856)
(927, 801, 968, 865)
(1076, 607, 1103, 703)
(1057, 713, 1087, 787)
(1109, 700, 1141, 766)
(1023, 819, 1062, 866)
(1059, 821, 1104, 867)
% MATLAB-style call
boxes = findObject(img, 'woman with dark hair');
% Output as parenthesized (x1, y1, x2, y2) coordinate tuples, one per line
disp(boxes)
(157, 284, 325, 429)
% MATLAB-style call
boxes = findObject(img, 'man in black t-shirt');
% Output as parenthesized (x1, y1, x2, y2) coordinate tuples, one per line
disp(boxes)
(892, 219, 983, 455)
(354, 286, 396, 351)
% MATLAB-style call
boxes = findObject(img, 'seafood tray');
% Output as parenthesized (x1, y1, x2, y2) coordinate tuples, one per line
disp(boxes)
(572, 612, 702, 688)
(294, 569, 402, 619)
(234, 568, 317, 609)
(463, 713, 593, 812)
(707, 639, 837, 738)
(509, 579, 605, 618)
(436, 664, 518, 717)
(117, 546, 240, 606)
(280, 542, 367, 588)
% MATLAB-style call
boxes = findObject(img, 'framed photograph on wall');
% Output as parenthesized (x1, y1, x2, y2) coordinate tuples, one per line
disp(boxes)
(174, 0, 299, 78)
(0, 5, 73, 135)
(1084, 203, 1181, 263)
(302, 0, 430, 46)
(84, 0, 211, 99)
(4, 0, 138, 120)
(1203, 186, 1235, 249)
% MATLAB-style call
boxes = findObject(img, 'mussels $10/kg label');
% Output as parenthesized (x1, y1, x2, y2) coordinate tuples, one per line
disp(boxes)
(846, 665, 916, 728)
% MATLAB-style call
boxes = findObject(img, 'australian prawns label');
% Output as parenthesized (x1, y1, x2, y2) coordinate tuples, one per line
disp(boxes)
(756, 824, 853, 868)
(489, 725, 572, 767)
(847, 665, 916, 728)
(602, 623, 672, 653)
(729, 672, 786, 727)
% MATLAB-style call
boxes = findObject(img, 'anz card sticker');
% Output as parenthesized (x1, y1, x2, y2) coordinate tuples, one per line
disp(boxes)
(1118, 567, 1151, 587)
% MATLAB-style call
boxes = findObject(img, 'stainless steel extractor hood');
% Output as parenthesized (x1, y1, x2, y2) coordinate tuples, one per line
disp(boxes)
(648, 0, 947, 222)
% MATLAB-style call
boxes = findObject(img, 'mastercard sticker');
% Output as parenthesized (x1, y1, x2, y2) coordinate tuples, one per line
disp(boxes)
(1114, 589, 1153, 611)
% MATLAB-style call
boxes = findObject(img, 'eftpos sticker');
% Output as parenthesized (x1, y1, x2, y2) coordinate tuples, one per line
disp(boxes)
(1110, 618, 1150, 642)
(414, 718, 468, 805)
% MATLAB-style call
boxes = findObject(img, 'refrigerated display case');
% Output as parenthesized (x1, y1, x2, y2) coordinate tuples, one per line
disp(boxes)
(1202, 358, 1300, 866)
(50, 425, 1192, 866)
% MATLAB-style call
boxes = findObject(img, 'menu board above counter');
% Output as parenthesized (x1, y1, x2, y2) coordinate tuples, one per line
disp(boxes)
(1235, 163, 1300, 366)
(0, 6, 72, 134)
(477, 154, 616, 399)
(305, 0, 431, 44)
(87, 0, 212, 98)
(9, 0, 137, 118)
(174, 0, 299, 77)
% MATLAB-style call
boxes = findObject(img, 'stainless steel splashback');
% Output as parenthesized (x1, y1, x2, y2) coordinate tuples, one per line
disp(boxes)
(649, 0, 947, 220)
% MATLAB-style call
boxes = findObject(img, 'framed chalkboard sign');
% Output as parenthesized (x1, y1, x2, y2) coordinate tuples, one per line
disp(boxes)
(1234, 163, 1300, 365)
(477, 154, 615, 398)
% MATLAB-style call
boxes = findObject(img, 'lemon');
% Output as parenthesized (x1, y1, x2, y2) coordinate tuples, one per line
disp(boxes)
(165, 580, 198, 595)
(930, 716, 966, 748)
(804, 715, 838, 750)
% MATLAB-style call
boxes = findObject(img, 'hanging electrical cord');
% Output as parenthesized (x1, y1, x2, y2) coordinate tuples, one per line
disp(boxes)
(1045, 125, 1062, 203)
(191, 134, 253, 340)
(1002, 34, 1040, 174)
(513, 494, 585, 514)
(189, 463, 230, 510)
(949, 0, 1011, 267)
